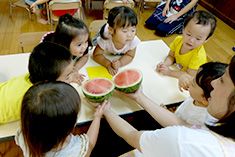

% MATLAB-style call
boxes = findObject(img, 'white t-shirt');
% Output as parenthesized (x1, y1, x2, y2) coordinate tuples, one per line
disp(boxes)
(96, 24, 141, 55)
(15, 130, 89, 157)
(175, 97, 207, 127)
(140, 126, 225, 157)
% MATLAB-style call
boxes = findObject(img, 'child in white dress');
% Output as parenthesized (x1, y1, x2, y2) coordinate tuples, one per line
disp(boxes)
(93, 6, 141, 75)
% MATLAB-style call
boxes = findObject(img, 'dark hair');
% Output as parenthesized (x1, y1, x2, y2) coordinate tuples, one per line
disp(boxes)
(28, 42, 72, 84)
(207, 56, 235, 140)
(100, 6, 137, 39)
(21, 81, 81, 157)
(43, 14, 91, 55)
(196, 62, 227, 99)
(184, 10, 217, 39)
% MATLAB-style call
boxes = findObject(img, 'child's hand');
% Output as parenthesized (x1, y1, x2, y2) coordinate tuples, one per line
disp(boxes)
(94, 100, 111, 118)
(162, 4, 169, 16)
(111, 59, 121, 70)
(30, 2, 37, 13)
(164, 14, 178, 23)
(178, 74, 192, 92)
(156, 62, 170, 75)
(67, 71, 85, 85)
(107, 65, 118, 76)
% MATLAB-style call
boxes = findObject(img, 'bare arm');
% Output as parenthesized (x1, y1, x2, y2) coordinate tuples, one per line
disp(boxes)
(130, 91, 188, 127)
(93, 45, 112, 68)
(119, 48, 136, 67)
(103, 105, 143, 151)
(85, 105, 104, 157)
(175, 0, 198, 18)
(74, 54, 89, 71)
(164, 50, 175, 66)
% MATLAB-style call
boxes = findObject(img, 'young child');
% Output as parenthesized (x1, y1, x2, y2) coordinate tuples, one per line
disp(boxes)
(93, 6, 141, 75)
(145, 0, 198, 36)
(156, 10, 217, 91)
(15, 81, 105, 157)
(42, 14, 91, 71)
(24, 0, 48, 24)
(0, 42, 81, 124)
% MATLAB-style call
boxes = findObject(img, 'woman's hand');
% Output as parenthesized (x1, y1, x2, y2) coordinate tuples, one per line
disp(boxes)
(94, 100, 111, 118)
(164, 14, 178, 23)
(115, 87, 144, 102)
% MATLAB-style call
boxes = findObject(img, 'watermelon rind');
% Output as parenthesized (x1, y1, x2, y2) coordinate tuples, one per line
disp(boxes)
(82, 78, 115, 103)
(113, 69, 142, 93)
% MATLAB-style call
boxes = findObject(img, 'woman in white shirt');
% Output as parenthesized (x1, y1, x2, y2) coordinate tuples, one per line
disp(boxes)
(101, 55, 235, 156)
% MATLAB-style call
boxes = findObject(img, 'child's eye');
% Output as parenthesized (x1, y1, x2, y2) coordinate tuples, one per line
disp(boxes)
(196, 38, 201, 41)
(187, 33, 191, 36)
(77, 44, 82, 47)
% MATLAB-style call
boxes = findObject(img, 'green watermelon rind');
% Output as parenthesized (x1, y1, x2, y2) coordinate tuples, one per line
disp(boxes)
(114, 69, 143, 93)
(83, 91, 113, 103)
(82, 78, 115, 103)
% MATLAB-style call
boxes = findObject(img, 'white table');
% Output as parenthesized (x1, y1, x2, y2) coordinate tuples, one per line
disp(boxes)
(0, 40, 188, 140)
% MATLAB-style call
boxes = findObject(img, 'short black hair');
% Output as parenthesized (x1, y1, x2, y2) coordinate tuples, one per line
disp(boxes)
(184, 10, 217, 39)
(28, 42, 72, 84)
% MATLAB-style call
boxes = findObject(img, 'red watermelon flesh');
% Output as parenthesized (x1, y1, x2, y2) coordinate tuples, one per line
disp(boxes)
(114, 70, 140, 86)
(84, 79, 113, 94)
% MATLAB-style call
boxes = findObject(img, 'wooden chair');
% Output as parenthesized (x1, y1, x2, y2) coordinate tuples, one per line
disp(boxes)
(9, 0, 32, 19)
(18, 31, 48, 53)
(103, 0, 135, 20)
(138, 0, 161, 13)
(48, 0, 84, 29)
(89, 20, 107, 38)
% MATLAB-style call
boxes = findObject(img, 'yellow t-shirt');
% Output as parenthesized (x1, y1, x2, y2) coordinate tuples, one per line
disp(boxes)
(170, 36, 207, 71)
(0, 73, 32, 124)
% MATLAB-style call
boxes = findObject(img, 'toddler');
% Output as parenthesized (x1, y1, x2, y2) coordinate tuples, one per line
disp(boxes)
(156, 10, 217, 91)
(93, 6, 141, 75)
(15, 81, 105, 157)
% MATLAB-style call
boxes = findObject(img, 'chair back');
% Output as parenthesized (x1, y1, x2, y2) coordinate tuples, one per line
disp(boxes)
(48, 0, 84, 29)
(18, 31, 48, 53)
(9, 0, 32, 19)
(103, 0, 135, 19)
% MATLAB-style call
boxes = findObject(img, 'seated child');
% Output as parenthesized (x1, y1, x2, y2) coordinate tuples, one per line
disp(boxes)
(93, 6, 141, 75)
(15, 81, 105, 157)
(0, 42, 81, 124)
(42, 14, 91, 71)
(28, 0, 79, 24)
(145, 0, 198, 36)
(156, 10, 217, 91)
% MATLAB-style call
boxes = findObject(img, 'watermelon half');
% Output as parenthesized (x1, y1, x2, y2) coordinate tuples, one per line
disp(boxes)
(113, 69, 142, 93)
(82, 78, 115, 103)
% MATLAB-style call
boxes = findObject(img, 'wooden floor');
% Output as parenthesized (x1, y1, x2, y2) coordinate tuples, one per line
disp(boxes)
(0, 0, 234, 63)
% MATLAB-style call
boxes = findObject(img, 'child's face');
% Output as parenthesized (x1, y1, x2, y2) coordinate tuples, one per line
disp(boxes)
(188, 78, 207, 106)
(70, 33, 89, 57)
(182, 19, 211, 50)
(57, 61, 74, 83)
(112, 26, 136, 45)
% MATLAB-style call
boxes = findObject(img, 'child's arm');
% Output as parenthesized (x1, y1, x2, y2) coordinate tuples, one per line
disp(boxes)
(74, 54, 89, 71)
(162, 0, 171, 16)
(118, 89, 189, 128)
(103, 101, 143, 151)
(30, 0, 48, 8)
(164, 0, 198, 23)
(112, 48, 136, 70)
(93, 45, 117, 75)
(156, 50, 174, 72)
(85, 105, 105, 157)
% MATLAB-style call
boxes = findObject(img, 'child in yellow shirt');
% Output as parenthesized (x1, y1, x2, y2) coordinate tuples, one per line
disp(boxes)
(156, 10, 216, 91)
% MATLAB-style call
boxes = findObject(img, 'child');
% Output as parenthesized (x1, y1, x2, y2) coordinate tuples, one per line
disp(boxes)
(156, 10, 217, 91)
(0, 42, 81, 124)
(24, 0, 48, 24)
(15, 81, 105, 157)
(93, 6, 141, 75)
(42, 14, 91, 71)
(145, 0, 198, 36)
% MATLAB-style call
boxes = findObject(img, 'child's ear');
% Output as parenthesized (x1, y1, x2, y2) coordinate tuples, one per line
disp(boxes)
(201, 96, 209, 107)
(108, 26, 114, 35)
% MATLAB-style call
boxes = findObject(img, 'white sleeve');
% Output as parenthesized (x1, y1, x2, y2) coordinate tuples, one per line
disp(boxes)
(139, 127, 181, 157)
(129, 36, 141, 50)
(139, 126, 223, 157)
